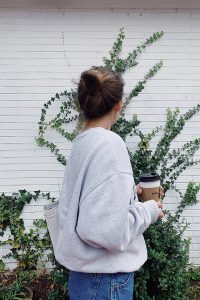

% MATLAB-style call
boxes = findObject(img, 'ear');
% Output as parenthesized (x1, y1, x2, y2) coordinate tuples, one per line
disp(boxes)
(114, 101, 122, 112)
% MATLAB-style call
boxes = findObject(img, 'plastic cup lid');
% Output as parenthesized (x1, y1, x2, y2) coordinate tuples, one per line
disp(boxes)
(139, 172, 160, 182)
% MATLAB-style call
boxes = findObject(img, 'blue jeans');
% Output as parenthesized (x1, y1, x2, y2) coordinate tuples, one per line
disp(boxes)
(68, 270, 134, 300)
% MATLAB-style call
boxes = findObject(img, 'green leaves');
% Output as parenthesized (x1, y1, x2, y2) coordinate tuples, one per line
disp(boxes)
(154, 105, 200, 168)
(126, 104, 200, 192)
(36, 88, 79, 166)
(135, 212, 191, 300)
(0, 271, 36, 300)
(121, 31, 163, 74)
(175, 182, 200, 219)
(102, 27, 126, 70)
(111, 114, 140, 141)
(0, 191, 55, 271)
(36, 28, 164, 164)
(103, 28, 164, 73)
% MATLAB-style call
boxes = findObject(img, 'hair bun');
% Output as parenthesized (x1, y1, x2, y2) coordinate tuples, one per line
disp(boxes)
(81, 71, 103, 95)
(78, 66, 124, 119)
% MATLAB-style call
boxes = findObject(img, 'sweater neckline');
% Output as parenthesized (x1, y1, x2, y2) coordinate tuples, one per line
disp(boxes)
(73, 127, 108, 142)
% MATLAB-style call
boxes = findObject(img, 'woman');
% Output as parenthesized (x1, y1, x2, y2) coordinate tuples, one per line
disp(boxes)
(56, 66, 164, 299)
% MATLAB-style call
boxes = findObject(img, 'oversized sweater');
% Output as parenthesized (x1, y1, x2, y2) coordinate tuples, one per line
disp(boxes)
(55, 126, 160, 273)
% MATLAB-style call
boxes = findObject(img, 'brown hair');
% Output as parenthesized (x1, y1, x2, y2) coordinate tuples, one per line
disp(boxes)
(77, 66, 124, 119)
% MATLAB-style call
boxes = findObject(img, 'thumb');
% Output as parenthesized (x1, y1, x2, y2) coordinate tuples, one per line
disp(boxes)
(136, 184, 142, 195)
(157, 201, 163, 209)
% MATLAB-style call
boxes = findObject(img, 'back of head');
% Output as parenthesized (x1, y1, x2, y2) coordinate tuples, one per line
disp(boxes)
(78, 66, 124, 119)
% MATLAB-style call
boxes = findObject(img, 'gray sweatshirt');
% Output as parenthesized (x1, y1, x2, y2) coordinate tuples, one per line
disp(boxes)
(55, 127, 160, 273)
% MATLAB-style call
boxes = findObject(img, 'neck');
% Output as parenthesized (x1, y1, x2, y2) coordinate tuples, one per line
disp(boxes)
(83, 119, 112, 131)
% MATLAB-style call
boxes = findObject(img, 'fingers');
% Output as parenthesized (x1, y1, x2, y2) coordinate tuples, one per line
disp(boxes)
(157, 201, 164, 219)
(157, 201, 163, 209)
(160, 186, 165, 198)
(159, 211, 164, 219)
(136, 184, 142, 195)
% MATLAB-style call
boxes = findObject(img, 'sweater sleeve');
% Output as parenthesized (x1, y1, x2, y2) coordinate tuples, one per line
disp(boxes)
(76, 172, 160, 252)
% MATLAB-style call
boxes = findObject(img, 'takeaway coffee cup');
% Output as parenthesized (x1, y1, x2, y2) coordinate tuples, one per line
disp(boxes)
(139, 172, 161, 202)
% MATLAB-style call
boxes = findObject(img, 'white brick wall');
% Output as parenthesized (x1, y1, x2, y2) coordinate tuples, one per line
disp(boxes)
(0, 7, 200, 266)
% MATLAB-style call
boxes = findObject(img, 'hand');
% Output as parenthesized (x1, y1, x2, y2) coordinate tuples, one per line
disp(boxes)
(136, 184, 165, 219)
(157, 201, 164, 219)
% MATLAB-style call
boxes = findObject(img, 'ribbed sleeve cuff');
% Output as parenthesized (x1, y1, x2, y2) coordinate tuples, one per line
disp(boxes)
(142, 200, 160, 224)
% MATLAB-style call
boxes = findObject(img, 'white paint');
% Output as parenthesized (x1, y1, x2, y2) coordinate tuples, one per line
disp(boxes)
(0, 7, 200, 266)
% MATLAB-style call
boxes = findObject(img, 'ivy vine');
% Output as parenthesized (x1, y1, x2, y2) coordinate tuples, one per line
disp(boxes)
(35, 27, 164, 164)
